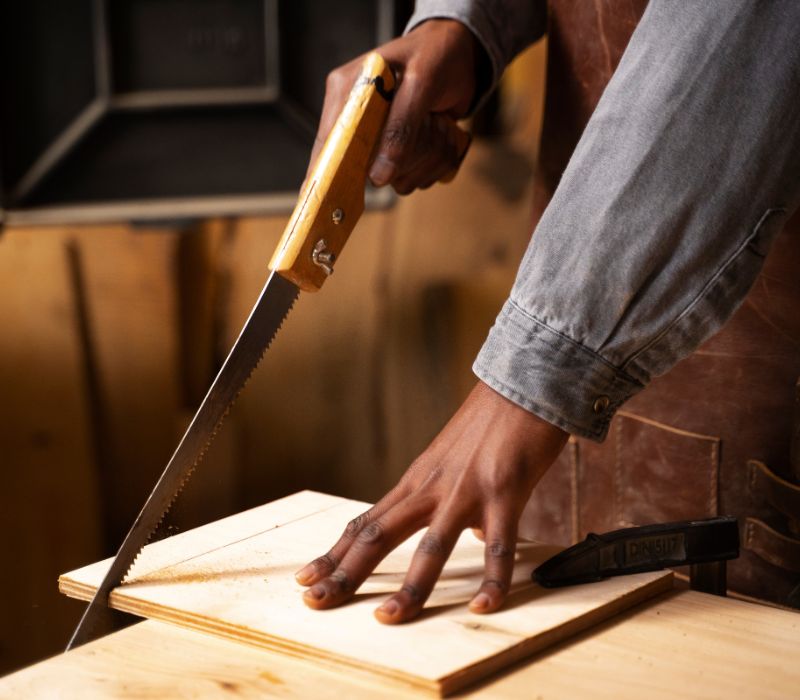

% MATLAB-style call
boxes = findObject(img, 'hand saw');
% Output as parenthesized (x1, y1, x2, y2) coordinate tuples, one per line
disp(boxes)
(67, 52, 470, 650)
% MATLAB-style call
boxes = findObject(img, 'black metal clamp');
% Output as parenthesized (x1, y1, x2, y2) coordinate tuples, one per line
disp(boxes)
(533, 516, 740, 595)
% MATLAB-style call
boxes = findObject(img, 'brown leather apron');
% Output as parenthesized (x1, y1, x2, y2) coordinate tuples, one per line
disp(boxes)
(519, 0, 800, 608)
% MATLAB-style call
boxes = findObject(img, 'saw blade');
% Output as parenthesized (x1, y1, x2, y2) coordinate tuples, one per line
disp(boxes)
(67, 270, 299, 650)
(66, 50, 406, 650)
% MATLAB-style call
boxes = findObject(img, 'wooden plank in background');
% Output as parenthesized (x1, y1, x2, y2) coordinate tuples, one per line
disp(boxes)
(59, 491, 672, 696)
(70, 226, 184, 546)
(164, 219, 243, 532)
(0, 228, 103, 673)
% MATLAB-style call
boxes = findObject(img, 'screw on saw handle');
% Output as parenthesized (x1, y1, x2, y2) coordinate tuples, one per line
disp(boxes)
(268, 52, 470, 292)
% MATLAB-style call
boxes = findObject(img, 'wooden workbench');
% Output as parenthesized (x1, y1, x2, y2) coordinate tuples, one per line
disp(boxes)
(2, 588, 798, 698)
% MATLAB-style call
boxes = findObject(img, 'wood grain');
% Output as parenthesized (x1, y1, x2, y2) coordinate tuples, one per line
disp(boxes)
(4, 590, 800, 699)
(69, 226, 184, 546)
(59, 491, 671, 696)
(0, 228, 103, 673)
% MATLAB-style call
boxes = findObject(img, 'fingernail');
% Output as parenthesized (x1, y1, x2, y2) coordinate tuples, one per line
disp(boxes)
(377, 600, 399, 617)
(305, 585, 326, 601)
(295, 564, 315, 585)
(470, 593, 491, 611)
(369, 156, 395, 186)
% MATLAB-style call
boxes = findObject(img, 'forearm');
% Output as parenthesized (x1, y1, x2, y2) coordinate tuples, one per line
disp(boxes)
(475, 0, 800, 440)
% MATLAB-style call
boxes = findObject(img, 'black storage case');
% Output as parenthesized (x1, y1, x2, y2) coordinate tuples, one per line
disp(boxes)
(1, 0, 407, 226)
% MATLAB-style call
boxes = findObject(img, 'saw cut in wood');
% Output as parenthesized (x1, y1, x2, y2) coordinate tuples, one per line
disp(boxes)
(60, 491, 673, 696)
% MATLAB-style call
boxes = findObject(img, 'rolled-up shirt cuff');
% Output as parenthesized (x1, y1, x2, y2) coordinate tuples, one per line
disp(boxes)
(473, 299, 645, 441)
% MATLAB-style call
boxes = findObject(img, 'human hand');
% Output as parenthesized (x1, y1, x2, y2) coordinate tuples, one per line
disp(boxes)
(295, 381, 568, 623)
(309, 19, 484, 194)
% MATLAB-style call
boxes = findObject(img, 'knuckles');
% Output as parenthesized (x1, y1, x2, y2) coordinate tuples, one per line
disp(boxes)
(329, 570, 353, 594)
(399, 69, 421, 89)
(324, 67, 351, 95)
(345, 511, 370, 538)
(356, 520, 385, 546)
(418, 531, 446, 556)
(478, 459, 529, 497)
(382, 118, 413, 150)
(400, 583, 422, 603)
(313, 552, 338, 573)
(423, 464, 445, 485)
(486, 540, 512, 559)
(481, 578, 509, 594)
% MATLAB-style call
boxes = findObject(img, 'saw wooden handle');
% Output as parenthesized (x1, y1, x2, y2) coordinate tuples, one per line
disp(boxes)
(269, 52, 470, 292)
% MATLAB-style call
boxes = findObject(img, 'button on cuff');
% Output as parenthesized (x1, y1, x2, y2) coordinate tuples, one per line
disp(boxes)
(473, 300, 643, 442)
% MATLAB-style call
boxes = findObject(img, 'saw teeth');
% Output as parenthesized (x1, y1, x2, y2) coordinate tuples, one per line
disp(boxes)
(120, 294, 296, 585)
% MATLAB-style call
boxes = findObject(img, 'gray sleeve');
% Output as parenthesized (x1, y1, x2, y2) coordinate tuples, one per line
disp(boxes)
(405, 0, 547, 97)
(473, 0, 800, 441)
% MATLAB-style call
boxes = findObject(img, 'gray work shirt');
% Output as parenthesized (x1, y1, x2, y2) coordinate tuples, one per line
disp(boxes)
(407, 0, 800, 440)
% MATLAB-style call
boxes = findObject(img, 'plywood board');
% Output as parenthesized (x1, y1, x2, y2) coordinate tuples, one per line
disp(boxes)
(60, 491, 672, 696)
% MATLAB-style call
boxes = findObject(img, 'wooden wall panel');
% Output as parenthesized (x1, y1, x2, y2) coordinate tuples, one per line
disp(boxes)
(168, 220, 242, 532)
(0, 228, 102, 673)
(69, 226, 184, 546)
